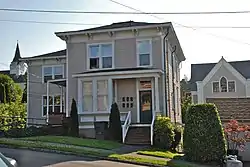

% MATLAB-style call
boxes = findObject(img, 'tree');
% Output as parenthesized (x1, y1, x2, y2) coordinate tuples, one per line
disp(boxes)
(69, 98, 79, 137)
(0, 74, 22, 103)
(181, 96, 192, 124)
(109, 102, 122, 142)
(21, 72, 27, 103)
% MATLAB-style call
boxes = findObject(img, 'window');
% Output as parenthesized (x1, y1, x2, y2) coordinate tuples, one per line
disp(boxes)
(82, 81, 93, 112)
(220, 77, 227, 92)
(97, 80, 108, 111)
(42, 65, 64, 83)
(228, 81, 236, 92)
(42, 95, 64, 116)
(137, 40, 151, 66)
(122, 96, 134, 108)
(212, 82, 220, 92)
(88, 44, 113, 69)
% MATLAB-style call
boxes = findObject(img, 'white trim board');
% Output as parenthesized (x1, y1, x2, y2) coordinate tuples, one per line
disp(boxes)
(202, 57, 246, 86)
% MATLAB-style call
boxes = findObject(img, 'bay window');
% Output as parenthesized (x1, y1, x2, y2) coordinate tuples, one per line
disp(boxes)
(82, 81, 93, 112)
(97, 80, 108, 111)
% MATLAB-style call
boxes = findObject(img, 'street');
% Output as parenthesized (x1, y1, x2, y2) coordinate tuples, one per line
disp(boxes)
(1, 147, 146, 167)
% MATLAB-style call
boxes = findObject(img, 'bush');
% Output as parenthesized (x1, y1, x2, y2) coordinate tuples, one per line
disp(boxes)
(181, 96, 191, 124)
(4, 126, 46, 138)
(183, 103, 227, 163)
(69, 99, 79, 137)
(109, 103, 122, 142)
(153, 116, 174, 149)
(171, 124, 183, 152)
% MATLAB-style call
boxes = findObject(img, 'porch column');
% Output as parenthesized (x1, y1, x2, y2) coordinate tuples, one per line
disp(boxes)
(77, 79, 83, 114)
(108, 78, 113, 110)
(154, 76, 160, 114)
(60, 86, 63, 113)
(46, 81, 50, 124)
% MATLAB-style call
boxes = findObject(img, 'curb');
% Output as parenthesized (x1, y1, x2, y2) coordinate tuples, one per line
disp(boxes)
(0, 144, 166, 167)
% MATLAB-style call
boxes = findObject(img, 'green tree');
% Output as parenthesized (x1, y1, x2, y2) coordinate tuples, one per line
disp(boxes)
(0, 74, 22, 103)
(181, 96, 192, 124)
(109, 103, 122, 142)
(69, 98, 79, 137)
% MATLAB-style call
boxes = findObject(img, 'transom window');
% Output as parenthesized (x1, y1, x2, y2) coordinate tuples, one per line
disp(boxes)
(42, 95, 64, 116)
(42, 65, 64, 83)
(212, 77, 236, 93)
(137, 40, 152, 66)
(88, 43, 113, 69)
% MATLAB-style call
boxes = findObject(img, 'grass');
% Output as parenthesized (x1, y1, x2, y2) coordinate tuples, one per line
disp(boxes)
(19, 135, 122, 150)
(137, 149, 184, 159)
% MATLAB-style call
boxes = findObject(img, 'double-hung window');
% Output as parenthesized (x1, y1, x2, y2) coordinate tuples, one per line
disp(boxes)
(97, 80, 108, 111)
(42, 95, 64, 116)
(82, 81, 93, 112)
(42, 65, 64, 83)
(137, 39, 152, 67)
(88, 43, 113, 69)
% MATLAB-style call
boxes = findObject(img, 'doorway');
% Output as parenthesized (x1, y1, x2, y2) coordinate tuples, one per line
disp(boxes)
(139, 90, 153, 124)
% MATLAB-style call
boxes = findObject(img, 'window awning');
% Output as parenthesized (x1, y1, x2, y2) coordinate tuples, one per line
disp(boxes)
(48, 78, 66, 87)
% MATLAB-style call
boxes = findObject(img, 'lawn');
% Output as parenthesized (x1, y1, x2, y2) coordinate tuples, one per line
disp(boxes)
(137, 149, 184, 159)
(19, 136, 122, 150)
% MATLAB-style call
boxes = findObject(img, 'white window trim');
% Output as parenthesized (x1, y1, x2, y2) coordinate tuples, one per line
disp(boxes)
(86, 42, 115, 70)
(96, 80, 109, 112)
(41, 94, 64, 117)
(212, 76, 236, 93)
(42, 65, 64, 83)
(136, 38, 153, 67)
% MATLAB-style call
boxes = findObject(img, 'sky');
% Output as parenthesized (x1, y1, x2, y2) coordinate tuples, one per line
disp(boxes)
(1, 0, 250, 80)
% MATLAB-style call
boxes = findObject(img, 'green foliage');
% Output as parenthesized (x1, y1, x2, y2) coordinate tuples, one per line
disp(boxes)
(171, 124, 183, 152)
(0, 74, 23, 103)
(109, 102, 122, 142)
(183, 103, 227, 163)
(21, 72, 27, 103)
(153, 116, 174, 149)
(0, 102, 26, 131)
(69, 98, 79, 137)
(181, 96, 191, 124)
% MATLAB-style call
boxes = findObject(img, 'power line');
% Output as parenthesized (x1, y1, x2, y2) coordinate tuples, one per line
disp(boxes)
(108, 0, 250, 46)
(1, 8, 250, 15)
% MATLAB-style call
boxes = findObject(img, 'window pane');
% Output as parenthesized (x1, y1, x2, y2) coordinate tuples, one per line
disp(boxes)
(49, 96, 53, 105)
(102, 57, 112, 68)
(139, 54, 150, 66)
(83, 96, 92, 111)
(90, 58, 99, 69)
(54, 106, 61, 114)
(89, 45, 99, 57)
(43, 67, 53, 75)
(43, 106, 47, 116)
(49, 106, 53, 114)
(44, 76, 53, 82)
(54, 75, 63, 79)
(228, 81, 235, 92)
(97, 80, 108, 95)
(137, 40, 150, 54)
(54, 66, 63, 75)
(43, 96, 47, 105)
(54, 95, 61, 105)
(213, 82, 219, 92)
(220, 77, 227, 92)
(101, 44, 112, 57)
(83, 82, 92, 95)
(97, 95, 108, 111)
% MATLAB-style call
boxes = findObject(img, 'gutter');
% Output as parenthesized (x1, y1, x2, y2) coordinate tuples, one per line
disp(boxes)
(171, 46, 177, 123)
(163, 27, 170, 117)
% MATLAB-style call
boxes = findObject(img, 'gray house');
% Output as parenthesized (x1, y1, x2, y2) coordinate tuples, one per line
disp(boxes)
(188, 57, 250, 123)
(21, 21, 185, 144)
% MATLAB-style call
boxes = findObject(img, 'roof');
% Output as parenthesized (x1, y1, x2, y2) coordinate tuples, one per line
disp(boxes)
(0, 70, 26, 83)
(12, 43, 21, 63)
(20, 49, 66, 60)
(188, 60, 250, 91)
(55, 21, 170, 35)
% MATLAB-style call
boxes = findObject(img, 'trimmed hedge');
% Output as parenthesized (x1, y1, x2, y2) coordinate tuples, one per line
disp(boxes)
(153, 116, 174, 149)
(183, 103, 226, 163)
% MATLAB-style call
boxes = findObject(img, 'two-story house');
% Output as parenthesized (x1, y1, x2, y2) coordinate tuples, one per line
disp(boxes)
(188, 56, 250, 123)
(21, 21, 185, 144)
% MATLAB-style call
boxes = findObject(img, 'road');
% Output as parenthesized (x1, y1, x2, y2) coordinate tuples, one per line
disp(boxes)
(1, 147, 146, 167)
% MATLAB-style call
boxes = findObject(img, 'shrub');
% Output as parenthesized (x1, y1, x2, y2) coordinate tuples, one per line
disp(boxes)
(153, 116, 174, 149)
(109, 102, 122, 142)
(171, 124, 183, 152)
(181, 96, 191, 124)
(183, 103, 227, 163)
(69, 98, 79, 137)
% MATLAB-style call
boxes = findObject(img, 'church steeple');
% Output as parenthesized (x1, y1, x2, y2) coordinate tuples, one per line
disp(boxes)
(12, 41, 21, 63)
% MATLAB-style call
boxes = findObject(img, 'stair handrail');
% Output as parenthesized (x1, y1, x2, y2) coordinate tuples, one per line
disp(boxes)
(150, 112, 156, 145)
(122, 111, 132, 143)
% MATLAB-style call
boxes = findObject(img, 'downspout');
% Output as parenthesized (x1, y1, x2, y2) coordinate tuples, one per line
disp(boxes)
(163, 27, 170, 117)
(171, 46, 177, 124)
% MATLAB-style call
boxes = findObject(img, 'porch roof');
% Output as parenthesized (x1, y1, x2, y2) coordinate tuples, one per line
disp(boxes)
(72, 67, 163, 78)
(48, 78, 66, 87)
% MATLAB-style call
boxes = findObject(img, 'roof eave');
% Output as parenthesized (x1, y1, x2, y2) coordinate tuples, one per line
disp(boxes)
(19, 55, 66, 61)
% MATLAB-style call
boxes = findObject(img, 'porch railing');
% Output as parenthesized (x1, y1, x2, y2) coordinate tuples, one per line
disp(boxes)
(122, 111, 131, 143)
(150, 112, 156, 145)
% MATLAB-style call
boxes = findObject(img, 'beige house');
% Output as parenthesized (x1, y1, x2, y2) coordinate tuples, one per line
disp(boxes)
(21, 21, 185, 144)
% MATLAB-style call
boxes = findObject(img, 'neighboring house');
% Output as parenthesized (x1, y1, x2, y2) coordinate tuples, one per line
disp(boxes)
(20, 21, 185, 144)
(188, 56, 250, 123)
(0, 42, 27, 90)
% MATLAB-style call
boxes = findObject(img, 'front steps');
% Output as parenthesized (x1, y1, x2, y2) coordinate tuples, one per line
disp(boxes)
(125, 126, 151, 145)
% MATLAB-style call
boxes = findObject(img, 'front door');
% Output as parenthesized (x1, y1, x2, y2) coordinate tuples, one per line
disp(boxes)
(139, 90, 152, 124)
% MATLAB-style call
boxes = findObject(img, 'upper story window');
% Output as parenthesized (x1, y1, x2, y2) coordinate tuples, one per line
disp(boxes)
(212, 76, 236, 93)
(136, 39, 152, 67)
(88, 43, 113, 69)
(42, 65, 64, 83)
